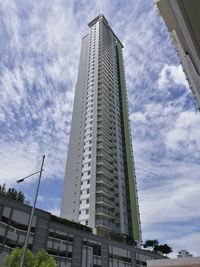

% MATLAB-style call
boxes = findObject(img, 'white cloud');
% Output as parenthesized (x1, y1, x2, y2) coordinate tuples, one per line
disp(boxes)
(0, 0, 199, 257)
(130, 112, 146, 122)
(168, 233, 200, 257)
(165, 111, 200, 152)
(0, 141, 40, 185)
(158, 64, 189, 89)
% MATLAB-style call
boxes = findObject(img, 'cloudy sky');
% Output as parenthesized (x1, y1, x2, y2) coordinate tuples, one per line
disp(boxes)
(0, 0, 199, 257)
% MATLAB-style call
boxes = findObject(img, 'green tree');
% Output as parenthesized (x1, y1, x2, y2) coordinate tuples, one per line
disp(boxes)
(156, 244, 172, 255)
(0, 184, 6, 195)
(3, 248, 35, 267)
(3, 248, 56, 267)
(6, 188, 12, 198)
(143, 239, 159, 250)
(17, 191, 25, 203)
(34, 250, 56, 267)
(143, 240, 172, 255)
(10, 188, 18, 200)
(0, 184, 25, 203)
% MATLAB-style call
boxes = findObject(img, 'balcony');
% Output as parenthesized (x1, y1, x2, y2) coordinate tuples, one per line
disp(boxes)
(96, 207, 114, 218)
(96, 185, 114, 197)
(96, 149, 114, 163)
(96, 166, 114, 178)
(96, 218, 114, 230)
(96, 196, 113, 208)
(96, 175, 113, 188)
(96, 159, 113, 172)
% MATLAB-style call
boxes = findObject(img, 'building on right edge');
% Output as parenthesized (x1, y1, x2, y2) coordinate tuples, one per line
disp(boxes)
(155, 0, 200, 110)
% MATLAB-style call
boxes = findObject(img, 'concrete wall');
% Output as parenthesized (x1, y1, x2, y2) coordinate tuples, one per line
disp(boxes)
(0, 196, 164, 267)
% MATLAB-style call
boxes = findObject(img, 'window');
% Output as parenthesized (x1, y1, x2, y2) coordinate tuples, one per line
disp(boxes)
(86, 199, 89, 204)
(86, 209, 89, 214)
(88, 171, 90, 175)
(87, 180, 90, 184)
(86, 220, 88, 225)
(79, 211, 81, 214)
(87, 189, 90, 194)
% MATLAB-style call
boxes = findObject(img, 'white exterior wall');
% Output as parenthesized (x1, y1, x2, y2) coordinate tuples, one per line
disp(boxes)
(61, 34, 90, 222)
(61, 15, 140, 241)
(172, 31, 200, 110)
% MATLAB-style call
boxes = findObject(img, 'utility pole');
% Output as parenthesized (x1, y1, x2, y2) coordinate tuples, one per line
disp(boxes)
(18, 155, 45, 267)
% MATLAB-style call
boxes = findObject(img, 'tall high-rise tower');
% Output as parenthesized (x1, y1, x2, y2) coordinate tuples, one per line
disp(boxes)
(61, 14, 141, 243)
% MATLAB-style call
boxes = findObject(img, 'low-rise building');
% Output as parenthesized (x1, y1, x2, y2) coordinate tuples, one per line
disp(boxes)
(147, 257, 200, 267)
(0, 195, 164, 267)
(177, 250, 193, 258)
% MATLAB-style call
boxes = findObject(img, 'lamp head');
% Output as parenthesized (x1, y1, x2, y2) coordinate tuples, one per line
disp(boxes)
(16, 178, 24, 183)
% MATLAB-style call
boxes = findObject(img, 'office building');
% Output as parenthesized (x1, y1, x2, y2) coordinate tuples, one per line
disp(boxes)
(0, 195, 164, 267)
(61, 14, 141, 244)
(156, 0, 200, 110)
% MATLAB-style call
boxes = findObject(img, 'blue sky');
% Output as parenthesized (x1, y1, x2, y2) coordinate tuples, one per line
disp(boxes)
(0, 0, 200, 257)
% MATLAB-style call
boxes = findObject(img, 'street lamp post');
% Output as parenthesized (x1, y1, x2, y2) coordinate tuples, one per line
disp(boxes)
(17, 155, 45, 267)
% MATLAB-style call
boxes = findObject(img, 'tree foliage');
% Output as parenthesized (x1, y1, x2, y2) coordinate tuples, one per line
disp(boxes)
(34, 250, 56, 267)
(143, 239, 159, 249)
(3, 248, 35, 267)
(0, 184, 25, 203)
(143, 239, 172, 255)
(3, 248, 56, 267)
(156, 244, 172, 254)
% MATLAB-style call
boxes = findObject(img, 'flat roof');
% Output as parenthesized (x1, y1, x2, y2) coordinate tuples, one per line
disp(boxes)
(147, 257, 200, 267)
(88, 14, 124, 48)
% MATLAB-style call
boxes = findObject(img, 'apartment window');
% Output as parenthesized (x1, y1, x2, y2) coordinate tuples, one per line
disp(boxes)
(86, 220, 88, 225)
(87, 180, 90, 184)
(87, 189, 90, 194)
(86, 199, 89, 204)
(86, 209, 89, 214)
(79, 211, 81, 214)
(88, 171, 90, 175)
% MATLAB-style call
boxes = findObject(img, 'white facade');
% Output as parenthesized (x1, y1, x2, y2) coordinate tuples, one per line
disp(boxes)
(61, 14, 141, 243)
